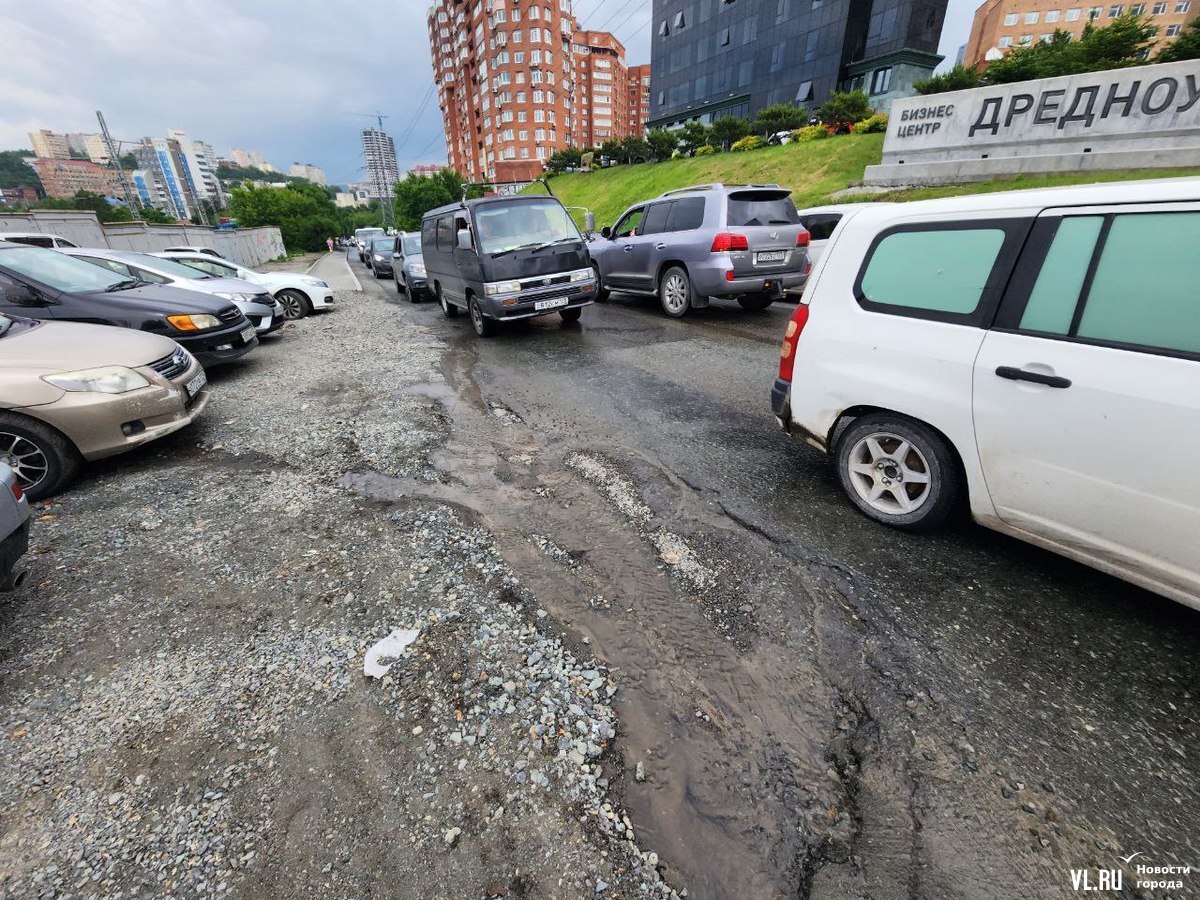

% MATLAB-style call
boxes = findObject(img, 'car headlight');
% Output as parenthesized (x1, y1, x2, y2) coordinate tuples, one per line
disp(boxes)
(570, 269, 592, 282)
(485, 280, 522, 296)
(166, 313, 221, 331)
(410, 263, 426, 275)
(214, 291, 258, 302)
(302, 278, 328, 287)
(43, 366, 149, 394)
(373, 254, 385, 261)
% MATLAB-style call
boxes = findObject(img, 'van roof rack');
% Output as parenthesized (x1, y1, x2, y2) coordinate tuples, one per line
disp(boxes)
(461, 178, 554, 200)
(658, 182, 783, 197)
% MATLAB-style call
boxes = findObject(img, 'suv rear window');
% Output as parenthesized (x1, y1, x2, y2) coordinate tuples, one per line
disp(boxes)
(725, 191, 799, 227)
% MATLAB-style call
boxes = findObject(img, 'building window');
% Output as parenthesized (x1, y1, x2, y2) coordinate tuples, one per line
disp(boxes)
(1025, 10, 1040, 22)
(673, 10, 686, 26)
(657, 90, 665, 105)
(999, 34, 1013, 45)
(720, 26, 731, 44)
(1176, 0, 1191, 11)
(870, 66, 892, 94)
(1045, 8, 1061, 19)
(519, 129, 528, 140)
(796, 80, 814, 101)
(1088, 6, 1102, 16)
(517, 110, 527, 122)
(1041, 32, 1054, 40)
(1128, 3, 1144, 12)
(534, 109, 544, 121)
(1108, 4, 1123, 15)
(512, 8, 521, 20)
(1152, 1, 1167, 11)
(1004, 11, 1019, 23)
(1167, 21, 1183, 32)
(1019, 33, 1033, 42)
(659, 20, 670, 35)
(512, 29, 522, 41)
(1066, 7, 1082, 17)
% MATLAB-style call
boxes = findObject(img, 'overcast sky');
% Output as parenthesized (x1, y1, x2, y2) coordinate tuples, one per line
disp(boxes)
(3, 0, 973, 185)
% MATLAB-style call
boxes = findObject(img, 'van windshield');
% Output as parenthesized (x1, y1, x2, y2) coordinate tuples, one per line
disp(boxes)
(473, 199, 581, 256)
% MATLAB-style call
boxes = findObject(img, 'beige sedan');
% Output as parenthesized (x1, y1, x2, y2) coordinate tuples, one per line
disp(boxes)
(0, 315, 210, 499)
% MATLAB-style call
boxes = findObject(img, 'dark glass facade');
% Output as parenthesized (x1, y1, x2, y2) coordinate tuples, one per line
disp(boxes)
(647, 0, 946, 127)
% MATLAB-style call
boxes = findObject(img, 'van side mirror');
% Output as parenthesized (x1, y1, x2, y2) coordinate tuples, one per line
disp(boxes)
(600, 226, 612, 239)
(456, 228, 473, 250)
(585, 212, 596, 233)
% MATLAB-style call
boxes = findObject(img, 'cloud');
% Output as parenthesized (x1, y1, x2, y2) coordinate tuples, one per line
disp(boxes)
(3, 0, 652, 186)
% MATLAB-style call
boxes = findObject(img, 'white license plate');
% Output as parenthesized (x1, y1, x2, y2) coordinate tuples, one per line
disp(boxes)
(185, 370, 207, 399)
(756, 250, 787, 263)
(535, 297, 569, 311)
(239, 325, 256, 343)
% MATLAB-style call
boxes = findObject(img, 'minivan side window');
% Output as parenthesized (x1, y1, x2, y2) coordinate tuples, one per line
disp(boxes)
(436, 216, 455, 251)
(422, 218, 437, 250)
(640, 202, 671, 236)
(856, 224, 1014, 320)
(666, 197, 705, 232)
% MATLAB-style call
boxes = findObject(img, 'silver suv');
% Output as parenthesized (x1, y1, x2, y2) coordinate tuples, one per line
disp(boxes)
(587, 183, 810, 318)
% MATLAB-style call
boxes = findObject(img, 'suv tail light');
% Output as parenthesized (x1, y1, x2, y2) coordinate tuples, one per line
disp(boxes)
(10, 481, 23, 503)
(796, 230, 810, 247)
(778, 303, 810, 383)
(710, 233, 749, 252)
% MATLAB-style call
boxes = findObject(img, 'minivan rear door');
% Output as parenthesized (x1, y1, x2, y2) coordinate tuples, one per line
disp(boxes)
(972, 204, 1200, 599)
(723, 189, 806, 278)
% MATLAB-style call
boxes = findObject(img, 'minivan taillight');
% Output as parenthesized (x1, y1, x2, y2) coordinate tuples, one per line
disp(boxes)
(778, 303, 810, 383)
(710, 233, 749, 252)
(796, 230, 810, 247)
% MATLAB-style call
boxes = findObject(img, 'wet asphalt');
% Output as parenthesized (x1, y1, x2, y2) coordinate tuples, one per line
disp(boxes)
(359, 263, 1200, 900)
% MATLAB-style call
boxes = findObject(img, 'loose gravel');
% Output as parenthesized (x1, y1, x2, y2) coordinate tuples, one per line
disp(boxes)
(0, 286, 676, 899)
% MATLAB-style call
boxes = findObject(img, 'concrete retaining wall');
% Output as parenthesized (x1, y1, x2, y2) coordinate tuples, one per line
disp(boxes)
(865, 59, 1200, 186)
(0, 210, 285, 266)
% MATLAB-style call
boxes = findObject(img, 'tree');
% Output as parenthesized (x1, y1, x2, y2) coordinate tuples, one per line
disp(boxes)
(914, 65, 985, 95)
(709, 116, 750, 149)
(1076, 13, 1158, 70)
(598, 139, 622, 162)
(229, 182, 342, 252)
(618, 135, 652, 164)
(392, 169, 467, 231)
(546, 147, 584, 174)
(646, 129, 678, 161)
(1157, 16, 1200, 60)
(138, 206, 176, 224)
(0, 150, 40, 192)
(752, 102, 807, 135)
(816, 91, 873, 125)
(677, 121, 711, 155)
(37, 191, 134, 224)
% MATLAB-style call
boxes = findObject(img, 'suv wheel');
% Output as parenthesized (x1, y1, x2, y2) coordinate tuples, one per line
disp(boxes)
(659, 266, 692, 318)
(438, 285, 458, 318)
(834, 414, 960, 531)
(737, 294, 774, 312)
(592, 264, 609, 302)
(0, 413, 82, 501)
(468, 295, 497, 337)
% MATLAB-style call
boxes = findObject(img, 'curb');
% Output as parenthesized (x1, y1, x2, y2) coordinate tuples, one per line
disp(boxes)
(304, 252, 328, 275)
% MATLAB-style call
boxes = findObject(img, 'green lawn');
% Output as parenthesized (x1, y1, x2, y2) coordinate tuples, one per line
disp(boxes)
(536, 134, 1200, 227)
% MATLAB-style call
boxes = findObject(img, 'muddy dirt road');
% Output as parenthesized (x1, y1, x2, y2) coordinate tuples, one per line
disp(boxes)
(358, 266, 1200, 900)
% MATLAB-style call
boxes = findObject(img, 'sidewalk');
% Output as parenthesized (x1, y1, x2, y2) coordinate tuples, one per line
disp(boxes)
(306, 251, 361, 292)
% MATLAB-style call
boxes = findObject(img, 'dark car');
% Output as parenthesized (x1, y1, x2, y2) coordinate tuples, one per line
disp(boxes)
(587, 183, 810, 318)
(0, 241, 258, 367)
(421, 193, 597, 337)
(366, 237, 395, 279)
(391, 232, 427, 301)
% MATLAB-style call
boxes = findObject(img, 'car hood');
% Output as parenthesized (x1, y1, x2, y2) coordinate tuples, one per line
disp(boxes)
(173, 275, 267, 296)
(256, 271, 319, 290)
(73, 282, 232, 315)
(485, 242, 591, 280)
(0, 319, 178, 371)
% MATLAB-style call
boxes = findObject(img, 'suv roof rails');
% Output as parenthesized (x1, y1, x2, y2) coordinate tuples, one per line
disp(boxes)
(461, 177, 555, 200)
(658, 182, 783, 198)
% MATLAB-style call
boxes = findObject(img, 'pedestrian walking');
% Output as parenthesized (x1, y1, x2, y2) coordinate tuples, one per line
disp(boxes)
(326, 236, 334, 253)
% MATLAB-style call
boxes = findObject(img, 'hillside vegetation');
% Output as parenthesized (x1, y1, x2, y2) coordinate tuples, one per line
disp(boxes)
(539, 133, 1200, 226)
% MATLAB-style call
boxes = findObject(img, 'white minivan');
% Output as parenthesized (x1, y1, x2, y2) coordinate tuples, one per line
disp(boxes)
(772, 179, 1200, 609)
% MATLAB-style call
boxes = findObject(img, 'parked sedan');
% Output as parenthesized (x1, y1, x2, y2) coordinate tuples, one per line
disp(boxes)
(61, 249, 283, 336)
(0, 462, 31, 591)
(366, 237, 395, 279)
(0, 314, 210, 499)
(0, 241, 258, 367)
(162, 245, 225, 258)
(157, 251, 335, 320)
(391, 232, 427, 301)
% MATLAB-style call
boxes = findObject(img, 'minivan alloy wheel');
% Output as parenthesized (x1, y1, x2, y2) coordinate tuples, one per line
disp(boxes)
(846, 431, 931, 515)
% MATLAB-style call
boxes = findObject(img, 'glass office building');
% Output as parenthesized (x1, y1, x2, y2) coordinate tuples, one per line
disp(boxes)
(647, 0, 946, 127)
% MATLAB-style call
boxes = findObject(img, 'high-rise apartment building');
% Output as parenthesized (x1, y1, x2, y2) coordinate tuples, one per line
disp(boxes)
(648, 0, 947, 127)
(134, 137, 205, 220)
(627, 64, 651, 136)
(288, 162, 328, 185)
(29, 130, 113, 164)
(166, 129, 227, 210)
(28, 129, 71, 160)
(360, 128, 400, 198)
(427, 0, 649, 183)
(228, 148, 278, 172)
(30, 158, 124, 199)
(965, 0, 1193, 67)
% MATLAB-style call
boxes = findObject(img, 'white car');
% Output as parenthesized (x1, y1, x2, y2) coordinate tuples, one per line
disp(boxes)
(157, 251, 335, 320)
(795, 203, 891, 264)
(0, 232, 79, 249)
(772, 178, 1200, 609)
(61, 248, 283, 336)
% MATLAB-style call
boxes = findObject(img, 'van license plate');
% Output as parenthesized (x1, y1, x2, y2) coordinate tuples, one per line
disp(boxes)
(185, 370, 207, 399)
(535, 297, 569, 311)
(756, 250, 787, 263)
(240, 326, 255, 343)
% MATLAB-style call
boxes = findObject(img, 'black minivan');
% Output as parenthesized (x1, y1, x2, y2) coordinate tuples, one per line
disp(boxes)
(421, 193, 597, 337)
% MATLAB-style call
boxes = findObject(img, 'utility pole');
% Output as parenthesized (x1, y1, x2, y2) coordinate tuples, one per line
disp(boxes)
(96, 110, 141, 213)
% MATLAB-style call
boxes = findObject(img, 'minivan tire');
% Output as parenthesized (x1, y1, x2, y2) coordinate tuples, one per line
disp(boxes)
(592, 265, 609, 302)
(438, 285, 458, 318)
(560, 307, 582, 324)
(0, 412, 82, 502)
(737, 295, 774, 312)
(468, 295, 497, 337)
(659, 266, 692, 318)
(834, 413, 961, 532)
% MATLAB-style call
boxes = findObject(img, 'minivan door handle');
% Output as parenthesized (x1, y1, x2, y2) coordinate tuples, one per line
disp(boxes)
(995, 366, 1072, 389)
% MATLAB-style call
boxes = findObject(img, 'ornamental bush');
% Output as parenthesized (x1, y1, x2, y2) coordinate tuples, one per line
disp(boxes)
(793, 125, 829, 142)
(730, 135, 765, 152)
(695, 144, 718, 155)
(851, 113, 889, 134)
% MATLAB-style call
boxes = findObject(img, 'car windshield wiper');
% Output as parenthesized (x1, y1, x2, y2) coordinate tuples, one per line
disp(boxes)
(104, 278, 147, 292)
(530, 236, 581, 252)
(490, 242, 542, 259)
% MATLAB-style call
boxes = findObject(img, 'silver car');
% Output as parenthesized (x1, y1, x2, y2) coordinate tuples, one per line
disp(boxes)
(391, 232, 428, 302)
(588, 183, 811, 318)
(60, 249, 284, 336)
(0, 462, 31, 591)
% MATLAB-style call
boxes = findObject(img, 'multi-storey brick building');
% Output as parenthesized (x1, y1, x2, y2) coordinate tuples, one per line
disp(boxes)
(965, 0, 1194, 67)
(627, 64, 652, 136)
(29, 158, 124, 200)
(427, 0, 648, 183)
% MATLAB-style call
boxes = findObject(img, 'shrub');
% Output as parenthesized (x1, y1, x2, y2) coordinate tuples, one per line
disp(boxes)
(817, 90, 873, 125)
(695, 144, 717, 156)
(851, 113, 889, 134)
(730, 135, 765, 152)
(793, 125, 829, 142)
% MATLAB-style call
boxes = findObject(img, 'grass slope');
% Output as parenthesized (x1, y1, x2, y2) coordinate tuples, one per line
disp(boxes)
(541, 133, 1200, 226)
